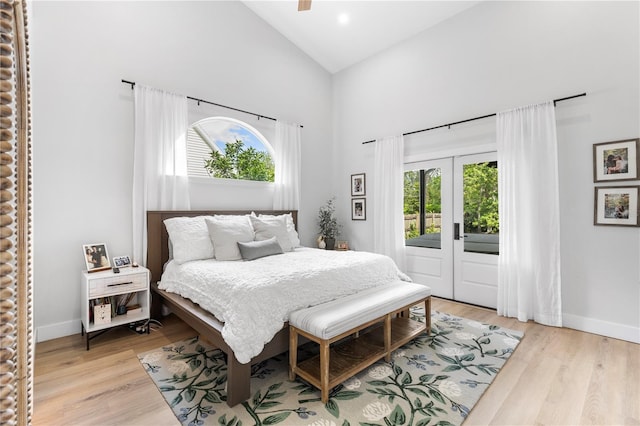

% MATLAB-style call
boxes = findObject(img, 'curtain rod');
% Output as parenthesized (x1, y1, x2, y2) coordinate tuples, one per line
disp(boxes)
(361, 92, 586, 145)
(121, 79, 303, 128)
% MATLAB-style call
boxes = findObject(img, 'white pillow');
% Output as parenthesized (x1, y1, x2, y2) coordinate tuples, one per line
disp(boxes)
(164, 216, 214, 264)
(205, 216, 254, 261)
(258, 212, 301, 247)
(250, 216, 293, 252)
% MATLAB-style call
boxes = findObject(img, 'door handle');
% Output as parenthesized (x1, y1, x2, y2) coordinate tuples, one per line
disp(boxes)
(454, 223, 460, 240)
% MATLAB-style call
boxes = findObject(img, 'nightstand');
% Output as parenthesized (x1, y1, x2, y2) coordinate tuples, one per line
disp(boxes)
(80, 266, 150, 350)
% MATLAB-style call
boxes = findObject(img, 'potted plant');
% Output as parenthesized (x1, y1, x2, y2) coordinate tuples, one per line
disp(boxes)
(317, 197, 341, 250)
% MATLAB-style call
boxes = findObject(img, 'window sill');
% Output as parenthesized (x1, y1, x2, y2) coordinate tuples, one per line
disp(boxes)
(188, 176, 275, 188)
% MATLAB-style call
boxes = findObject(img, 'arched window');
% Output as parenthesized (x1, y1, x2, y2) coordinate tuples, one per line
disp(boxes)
(187, 117, 275, 182)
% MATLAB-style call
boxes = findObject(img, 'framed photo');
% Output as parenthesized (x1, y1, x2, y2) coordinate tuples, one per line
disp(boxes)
(593, 138, 639, 182)
(351, 173, 366, 196)
(352, 198, 366, 221)
(336, 241, 349, 251)
(83, 243, 111, 272)
(594, 186, 639, 227)
(113, 255, 131, 268)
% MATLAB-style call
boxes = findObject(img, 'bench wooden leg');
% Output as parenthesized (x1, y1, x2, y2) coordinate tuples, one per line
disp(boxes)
(320, 340, 330, 403)
(425, 296, 431, 335)
(289, 327, 298, 381)
(384, 314, 392, 362)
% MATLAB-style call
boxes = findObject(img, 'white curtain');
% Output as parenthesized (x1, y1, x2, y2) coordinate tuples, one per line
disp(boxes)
(496, 101, 562, 326)
(133, 85, 190, 266)
(273, 120, 301, 210)
(373, 135, 406, 271)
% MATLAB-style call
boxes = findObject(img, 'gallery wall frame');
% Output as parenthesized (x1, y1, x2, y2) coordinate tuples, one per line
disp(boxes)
(352, 198, 366, 220)
(351, 173, 366, 196)
(593, 138, 639, 182)
(594, 186, 639, 227)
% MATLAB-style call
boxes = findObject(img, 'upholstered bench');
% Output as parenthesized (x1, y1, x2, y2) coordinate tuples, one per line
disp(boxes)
(288, 281, 431, 403)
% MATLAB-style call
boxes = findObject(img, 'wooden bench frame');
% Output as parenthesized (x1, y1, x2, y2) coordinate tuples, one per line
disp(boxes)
(289, 296, 431, 403)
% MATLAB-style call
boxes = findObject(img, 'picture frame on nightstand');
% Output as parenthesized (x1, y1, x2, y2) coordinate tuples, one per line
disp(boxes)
(82, 243, 111, 272)
(336, 241, 349, 250)
(113, 255, 131, 268)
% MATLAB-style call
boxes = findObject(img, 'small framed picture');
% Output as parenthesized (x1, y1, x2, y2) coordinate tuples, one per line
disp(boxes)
(351, 173, 366, 196)
(113, 255, 131, 268)
(352, 198, 366, 221)
(594, 186, 639, 227)
(336, 241, 349, 251)
(83, 243, 111, 272)
(593, 138, 639, 182)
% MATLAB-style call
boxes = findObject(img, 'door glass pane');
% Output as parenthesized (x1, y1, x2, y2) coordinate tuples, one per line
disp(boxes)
(404, 168, 442, 248)
(463, 161, 499, 254)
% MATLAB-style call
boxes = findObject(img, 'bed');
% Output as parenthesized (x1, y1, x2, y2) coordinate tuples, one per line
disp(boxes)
(146, 210, 410, 407)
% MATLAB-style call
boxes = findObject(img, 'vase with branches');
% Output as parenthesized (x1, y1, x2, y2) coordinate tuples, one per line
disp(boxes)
(318, 197, 341, 250)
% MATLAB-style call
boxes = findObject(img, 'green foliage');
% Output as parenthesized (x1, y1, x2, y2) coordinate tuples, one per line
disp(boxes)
(204, 139, 274, 182)
(404, 171, 420, 214)
(405, 222, 419, 240)
(404, 169, 442, 215)
(463, 163, 499, 234)
(404, 169, 442, 240)
(404, 164, 499, 237)
(425, 222, 439, 234)
(424, 174, 441, 213)
(318, 197, 341, 238)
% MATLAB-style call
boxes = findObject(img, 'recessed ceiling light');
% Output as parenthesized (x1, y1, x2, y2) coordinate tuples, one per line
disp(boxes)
(337, 13, 350, 25)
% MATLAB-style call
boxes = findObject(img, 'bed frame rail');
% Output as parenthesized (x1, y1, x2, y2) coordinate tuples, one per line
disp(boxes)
(146, 210, 298, 406)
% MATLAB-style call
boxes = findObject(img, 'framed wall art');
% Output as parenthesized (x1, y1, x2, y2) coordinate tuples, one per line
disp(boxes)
(83, 243, 111, 272)
(351, 173, 366, 196)
(352, 198, 366, 220)
(594, 186, 639, 227)
(593, 138, 639, 182)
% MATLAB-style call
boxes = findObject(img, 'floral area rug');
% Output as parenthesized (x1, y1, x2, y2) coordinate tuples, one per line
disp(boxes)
(138, 310, 523, 426)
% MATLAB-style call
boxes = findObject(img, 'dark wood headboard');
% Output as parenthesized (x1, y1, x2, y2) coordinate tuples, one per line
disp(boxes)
(146, 210, 298, 284)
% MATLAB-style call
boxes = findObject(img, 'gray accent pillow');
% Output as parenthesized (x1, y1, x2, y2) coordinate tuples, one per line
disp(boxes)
(237, 237, 284, 261)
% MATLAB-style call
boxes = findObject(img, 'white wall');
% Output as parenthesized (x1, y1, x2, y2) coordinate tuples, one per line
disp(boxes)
(332, 1, 639, 342)
(31, 1, 333, 341)
(32, 1, 640, 343)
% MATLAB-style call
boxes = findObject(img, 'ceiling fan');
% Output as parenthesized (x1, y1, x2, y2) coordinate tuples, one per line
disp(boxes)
(298, 0, 311, 11)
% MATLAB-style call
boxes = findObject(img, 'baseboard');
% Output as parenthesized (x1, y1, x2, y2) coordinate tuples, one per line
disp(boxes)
(36, 319, 81, 342)
(34, 312, 639, 344)
(563, 313, 640, 344)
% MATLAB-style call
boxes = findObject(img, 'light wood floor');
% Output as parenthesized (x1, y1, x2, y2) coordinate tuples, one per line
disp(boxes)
(33, 298, 639, 425)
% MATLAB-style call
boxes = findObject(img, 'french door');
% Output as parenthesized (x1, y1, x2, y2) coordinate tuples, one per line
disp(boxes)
(404, 153, 499, 308)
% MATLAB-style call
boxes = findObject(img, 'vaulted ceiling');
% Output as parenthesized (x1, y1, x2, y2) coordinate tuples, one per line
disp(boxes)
(243, 1, 480, 73)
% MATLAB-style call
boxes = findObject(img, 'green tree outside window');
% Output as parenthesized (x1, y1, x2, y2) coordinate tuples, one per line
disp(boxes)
(204, 139, 274, 182)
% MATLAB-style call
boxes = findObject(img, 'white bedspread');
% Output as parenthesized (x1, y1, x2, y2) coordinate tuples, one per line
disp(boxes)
(158, 247, 410, 363)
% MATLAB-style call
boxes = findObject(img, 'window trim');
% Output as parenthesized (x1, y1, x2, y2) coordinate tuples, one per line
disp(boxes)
(188, 175, 275, 188)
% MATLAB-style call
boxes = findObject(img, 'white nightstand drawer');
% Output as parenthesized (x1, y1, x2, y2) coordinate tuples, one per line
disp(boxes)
(88, 273, 147, 297)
